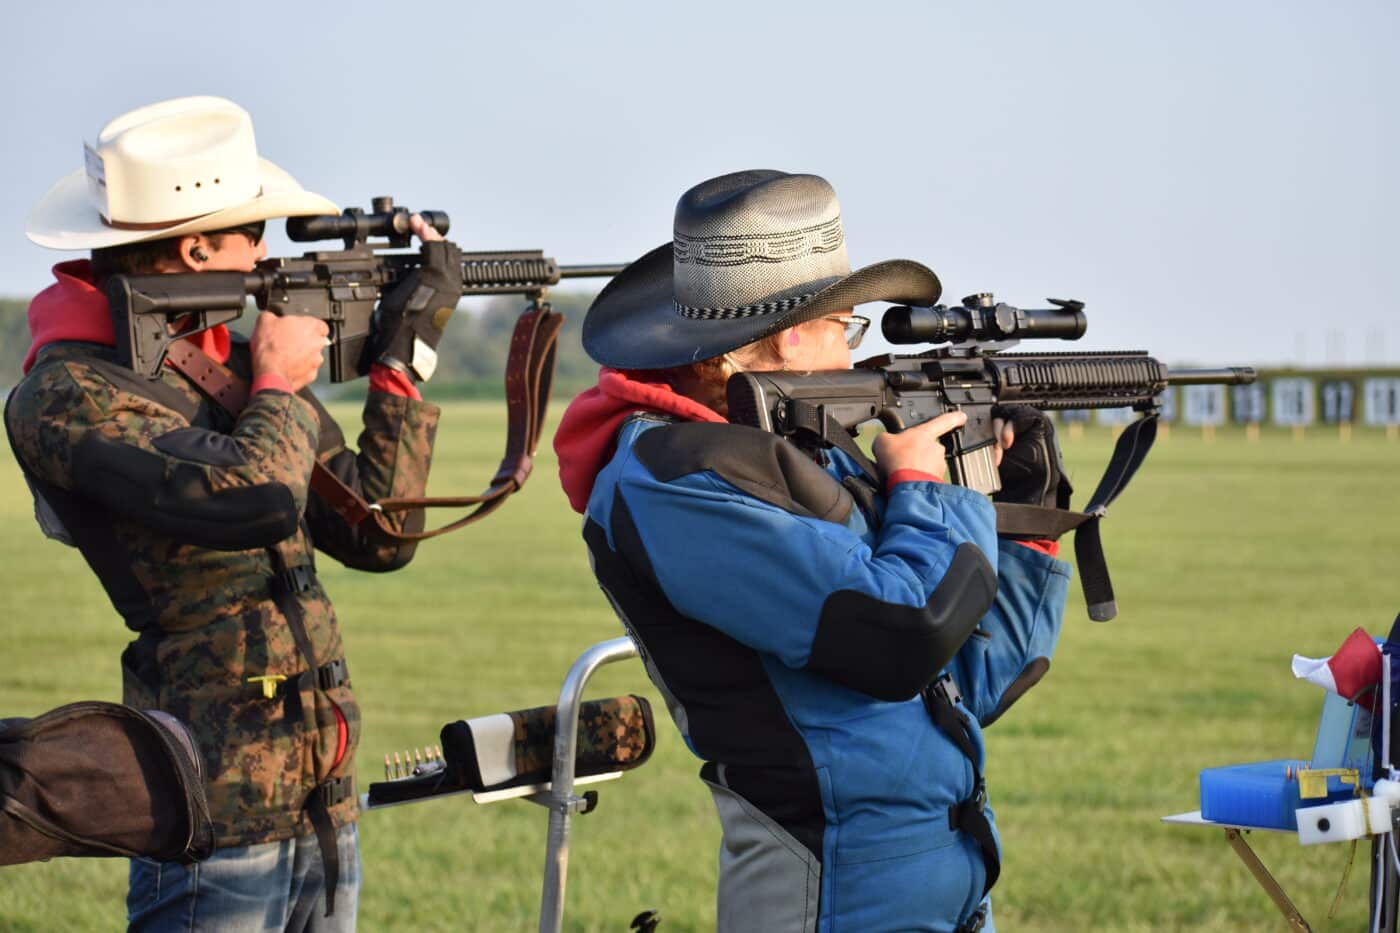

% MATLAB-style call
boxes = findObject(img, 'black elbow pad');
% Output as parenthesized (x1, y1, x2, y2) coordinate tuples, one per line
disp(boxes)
(808, 543, 996, 701)
(73, 433, 300, 550)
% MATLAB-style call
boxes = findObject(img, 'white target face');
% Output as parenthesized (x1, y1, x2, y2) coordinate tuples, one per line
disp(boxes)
(1271, 378, 1315, 426)
(1231, 383, 1264, 424)
(1363, 379, 1400, 425)
(1182, 385, 1225, 426)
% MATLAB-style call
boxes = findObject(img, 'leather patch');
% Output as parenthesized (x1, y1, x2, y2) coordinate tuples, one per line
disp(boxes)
(634, 422, 852, 524)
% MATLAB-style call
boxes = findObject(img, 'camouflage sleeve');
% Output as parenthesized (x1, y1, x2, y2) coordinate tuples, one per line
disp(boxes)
(7, 359, 320, 551)
(302, 389, 440, 572)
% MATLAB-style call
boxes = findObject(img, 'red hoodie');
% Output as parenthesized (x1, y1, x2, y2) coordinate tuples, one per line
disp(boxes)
(554, 367, 726, 513)
(24, 260, 419, 399)
(554, 367, 1058, 557)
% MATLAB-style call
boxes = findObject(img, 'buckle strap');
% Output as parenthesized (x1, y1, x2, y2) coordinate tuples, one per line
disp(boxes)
(275, 564, 317, 596)
(317, 774, 354, 807)
(954, 904, 989, 933)
(922, 674, 1001, 896)
(926, 672, 962, 709)
(317, 658, 350, 691)
(948, 781, 988, 830)
(947, 785, 1000, 895)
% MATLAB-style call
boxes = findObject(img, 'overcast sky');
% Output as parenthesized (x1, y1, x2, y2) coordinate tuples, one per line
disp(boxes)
(3, 0, 1394, 367)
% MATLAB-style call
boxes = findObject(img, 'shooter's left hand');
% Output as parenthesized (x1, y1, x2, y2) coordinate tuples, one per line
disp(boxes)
(371, 215, 464, 381)
(990, 404, 1073, 510)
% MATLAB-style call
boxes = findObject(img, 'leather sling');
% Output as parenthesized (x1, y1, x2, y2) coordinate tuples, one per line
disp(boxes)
(164, 302, 564, 541)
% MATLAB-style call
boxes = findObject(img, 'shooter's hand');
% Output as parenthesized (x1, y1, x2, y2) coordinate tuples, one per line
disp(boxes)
(251, 312, 329, 393)
(872, 411, 967, 482)
(409, 212, 444, 243)
(371, 215, 464, 381)
(990, 404, 1072, 510)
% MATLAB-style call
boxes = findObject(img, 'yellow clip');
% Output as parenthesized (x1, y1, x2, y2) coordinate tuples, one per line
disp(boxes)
(246, 675, 288, 699)
(1298, 767, 1360, 800)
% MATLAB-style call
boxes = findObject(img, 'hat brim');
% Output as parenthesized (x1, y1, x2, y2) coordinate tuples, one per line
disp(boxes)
(582, 243, 943, 370)
(26, 158, 338, 250)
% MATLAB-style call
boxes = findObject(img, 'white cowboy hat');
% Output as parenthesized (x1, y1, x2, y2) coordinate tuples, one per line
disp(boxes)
(26, 96, 338, 251)
(583, 170, 942, 370)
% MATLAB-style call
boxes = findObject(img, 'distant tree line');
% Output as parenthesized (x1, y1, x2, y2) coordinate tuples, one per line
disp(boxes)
(0, 291, 607, 397)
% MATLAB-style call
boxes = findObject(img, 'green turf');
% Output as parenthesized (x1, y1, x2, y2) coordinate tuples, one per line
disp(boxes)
(0, 403, 1395, 931)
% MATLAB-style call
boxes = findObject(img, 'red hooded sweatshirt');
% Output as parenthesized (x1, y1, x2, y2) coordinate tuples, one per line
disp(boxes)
(554, 368, 727, 513)
(553, 367, 1057, 557)
(24, 260, 419, 399)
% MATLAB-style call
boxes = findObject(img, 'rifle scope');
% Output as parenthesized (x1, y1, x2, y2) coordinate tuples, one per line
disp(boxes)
(882, 293, 1087, 345)
(286, 196, 450, 248)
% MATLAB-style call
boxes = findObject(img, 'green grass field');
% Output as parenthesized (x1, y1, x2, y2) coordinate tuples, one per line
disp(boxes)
(0, 402, 1396, 931)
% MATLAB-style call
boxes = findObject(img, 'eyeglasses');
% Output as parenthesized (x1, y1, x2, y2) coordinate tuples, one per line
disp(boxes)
(826, 314, 870, 349)
(208, 220, 266, 246)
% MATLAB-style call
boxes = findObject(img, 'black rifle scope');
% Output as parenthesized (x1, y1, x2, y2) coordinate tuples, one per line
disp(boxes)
(285, 196, 450, 248)
(882, 293, 1088, 345)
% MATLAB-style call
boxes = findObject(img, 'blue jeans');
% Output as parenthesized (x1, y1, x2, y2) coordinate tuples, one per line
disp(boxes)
(126, 824, 360, 933)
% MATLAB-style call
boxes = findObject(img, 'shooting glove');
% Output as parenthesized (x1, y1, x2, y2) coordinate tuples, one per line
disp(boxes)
(372, 239, 465, 381)
(991, 404, 1073, 513)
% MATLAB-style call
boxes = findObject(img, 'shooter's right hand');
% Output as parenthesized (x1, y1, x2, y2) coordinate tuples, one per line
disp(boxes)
(251, 312, 328, 393)
(872, 410, 968, 482)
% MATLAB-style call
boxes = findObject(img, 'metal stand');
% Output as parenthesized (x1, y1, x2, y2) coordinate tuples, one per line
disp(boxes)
(1165, 810, 1400, 932)
(359, 636, 643, 933)
(1220, 827, 1311, 931)
(538, 636, 640, 933)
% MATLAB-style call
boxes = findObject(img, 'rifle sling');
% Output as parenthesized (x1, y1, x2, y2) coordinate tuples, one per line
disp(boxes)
(798, 402, 1160, 622)
(993, 412, 1160, 622)
(163, 304, 563, 542)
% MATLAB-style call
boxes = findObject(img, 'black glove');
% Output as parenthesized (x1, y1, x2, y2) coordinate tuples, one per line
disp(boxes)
(372, 239, 465, 381)
(991, 404, 1072, 511)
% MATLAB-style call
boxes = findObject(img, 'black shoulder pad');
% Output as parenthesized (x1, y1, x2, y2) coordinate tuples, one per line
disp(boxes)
(633, 422, 852, 524)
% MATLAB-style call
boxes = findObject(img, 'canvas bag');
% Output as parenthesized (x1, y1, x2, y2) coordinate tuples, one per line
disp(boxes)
(0, 701, 213, 866)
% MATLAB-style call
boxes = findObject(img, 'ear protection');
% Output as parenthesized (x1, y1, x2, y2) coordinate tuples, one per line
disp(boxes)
(190, 246, 209, 263)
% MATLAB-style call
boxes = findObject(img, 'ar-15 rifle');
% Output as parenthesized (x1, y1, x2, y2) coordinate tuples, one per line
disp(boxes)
(726, 292, 1256, 620)
(106, 196, 623, 380)
(103, 197, 625, 542)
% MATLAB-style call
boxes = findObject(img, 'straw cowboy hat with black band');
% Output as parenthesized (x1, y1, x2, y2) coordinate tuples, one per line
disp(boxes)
(582, 169, 943, 371)
(26, 95, 337, 252)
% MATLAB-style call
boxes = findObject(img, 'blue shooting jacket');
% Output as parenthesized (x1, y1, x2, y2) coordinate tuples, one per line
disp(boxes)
(581, 415, 1069, 932)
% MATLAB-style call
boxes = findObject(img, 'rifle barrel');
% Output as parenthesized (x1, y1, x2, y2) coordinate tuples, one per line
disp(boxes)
(558, 263, 627, 280)
(1167, 367, 1257, 386)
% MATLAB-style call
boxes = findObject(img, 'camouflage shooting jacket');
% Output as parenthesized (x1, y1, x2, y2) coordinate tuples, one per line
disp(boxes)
(5, 340, 439, 847)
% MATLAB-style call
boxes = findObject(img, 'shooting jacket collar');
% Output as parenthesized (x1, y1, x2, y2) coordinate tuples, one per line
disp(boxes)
(582, 170, 942, 370)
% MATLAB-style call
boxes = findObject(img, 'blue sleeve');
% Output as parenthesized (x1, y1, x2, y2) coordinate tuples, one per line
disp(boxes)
(614, 454, 1001, 700)
(951, 539, 1070, 726)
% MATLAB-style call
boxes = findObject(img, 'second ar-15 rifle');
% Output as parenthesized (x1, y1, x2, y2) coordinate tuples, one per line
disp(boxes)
(726, 292, 1257, 620)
